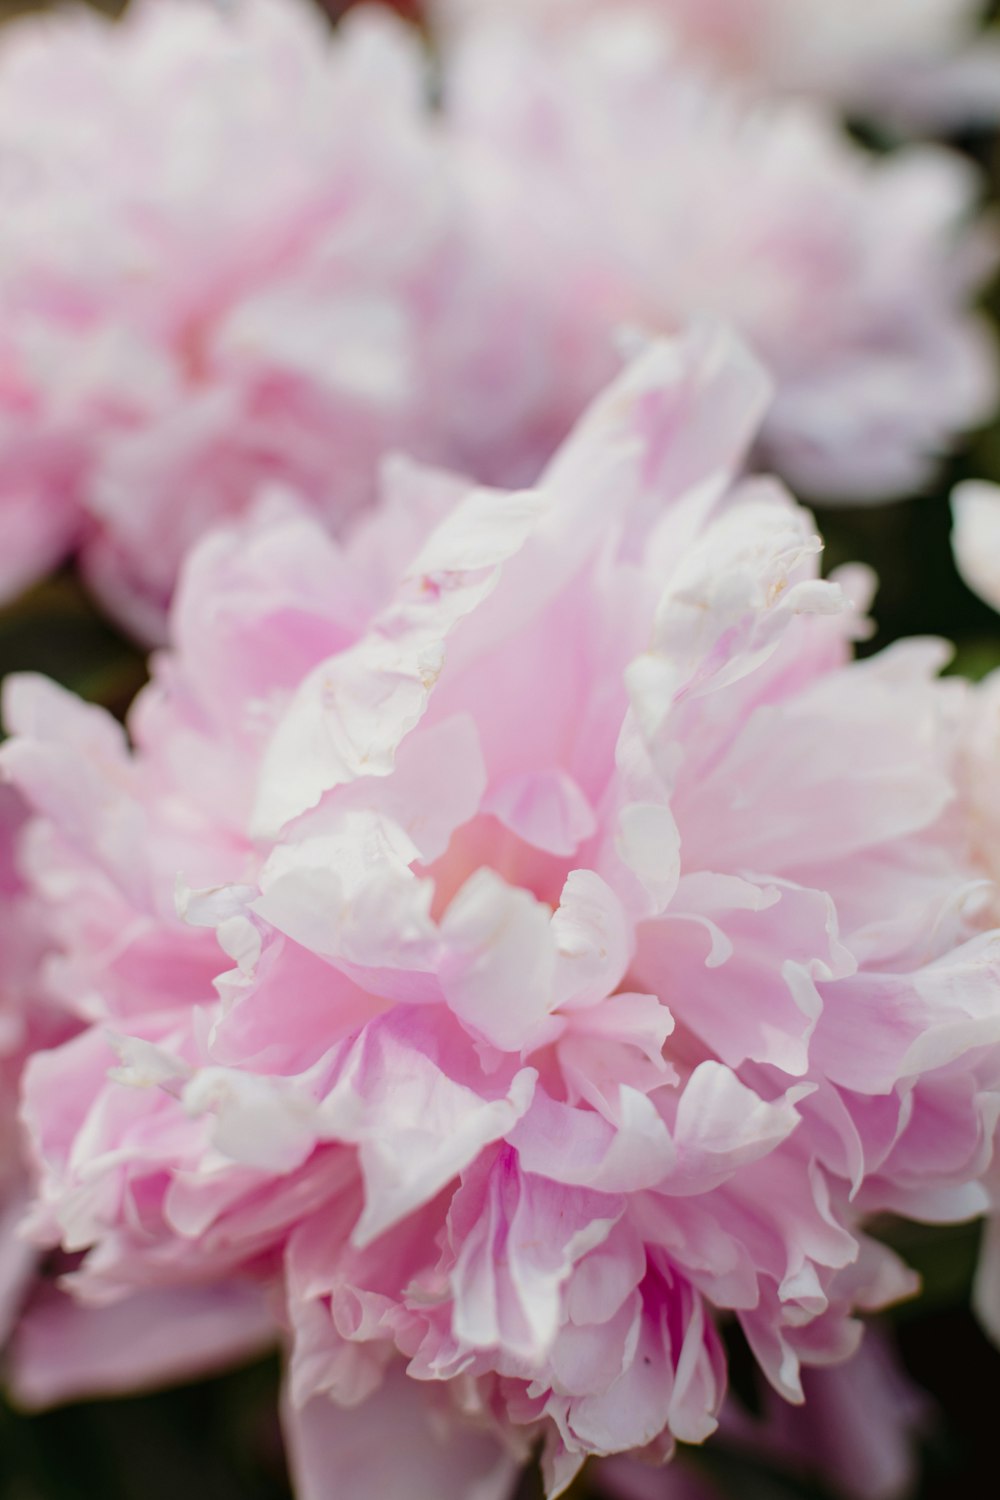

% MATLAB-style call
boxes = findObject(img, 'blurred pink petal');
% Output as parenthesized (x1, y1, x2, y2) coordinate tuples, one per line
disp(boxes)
(723, 1331, 929, 1500)
(282, 1365, 519, 1500)
(0, 787, 74, 1345)
(444, 12, 997, 502)
(9, 1282, 277, 1410)
(596, 1454, 718, 1500)
(952, 481, 1000, 613)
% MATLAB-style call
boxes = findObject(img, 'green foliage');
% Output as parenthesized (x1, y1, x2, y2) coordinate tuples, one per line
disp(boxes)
(0, 573, 146, 724)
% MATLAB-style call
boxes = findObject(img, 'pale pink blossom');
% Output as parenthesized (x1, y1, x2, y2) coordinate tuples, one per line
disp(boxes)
(0, 0, 506, 639)
(4, 329, 999, 1495)
(434, 0, 1000, 130)
(444, 12, 997, 502)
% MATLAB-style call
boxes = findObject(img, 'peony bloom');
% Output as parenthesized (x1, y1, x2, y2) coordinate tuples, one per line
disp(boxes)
(0, 0, 506, 639)
(5, 328, 1000, 1495)
(433, 0, 1000, 130)
(443, 11, 997, 504)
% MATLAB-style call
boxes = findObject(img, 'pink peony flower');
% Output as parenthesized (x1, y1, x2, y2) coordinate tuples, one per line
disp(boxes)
(0, 0, 510, 639)
(433, 0, 1000, 130)
(443, 11, 997, 503)
(4, 328, 1000, 1495)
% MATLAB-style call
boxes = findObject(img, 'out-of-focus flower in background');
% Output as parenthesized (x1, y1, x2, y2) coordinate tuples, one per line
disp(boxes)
(2, 0, 997, 650)
(0, 0, 484, 640)
(433, 0, 1000, 132)
(443, 10, 998, 504)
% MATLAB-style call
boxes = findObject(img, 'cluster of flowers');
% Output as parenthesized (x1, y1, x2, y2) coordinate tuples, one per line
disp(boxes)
(1, 0, 997, 637)
(1, 1, 1000, 1497)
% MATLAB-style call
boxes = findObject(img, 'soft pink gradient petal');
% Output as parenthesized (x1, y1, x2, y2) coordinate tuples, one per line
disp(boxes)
(282, 1366, 520, 1500)
(952, 480, 1000, 614)
(9, 1283, 276, 1410)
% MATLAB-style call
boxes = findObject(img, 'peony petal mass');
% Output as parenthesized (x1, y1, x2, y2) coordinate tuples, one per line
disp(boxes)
(4, 326, 1000, 1494)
